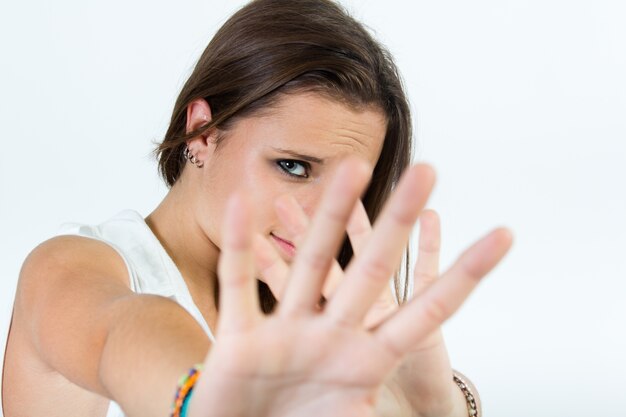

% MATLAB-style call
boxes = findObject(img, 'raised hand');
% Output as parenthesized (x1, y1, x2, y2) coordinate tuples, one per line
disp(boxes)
(254, 170, 512, 416)
(258, 193, 399, 328)
(189, 159, 511, 417)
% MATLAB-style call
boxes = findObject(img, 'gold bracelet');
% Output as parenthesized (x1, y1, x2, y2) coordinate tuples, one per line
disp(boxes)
(452, 370, 482, 417)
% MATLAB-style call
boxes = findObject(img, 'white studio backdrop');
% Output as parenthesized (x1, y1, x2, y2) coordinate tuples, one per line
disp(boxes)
(1, 1, 625, 416)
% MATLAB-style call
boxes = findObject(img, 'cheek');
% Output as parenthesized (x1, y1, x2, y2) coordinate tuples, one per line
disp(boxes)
(195, 172, 242, 249)
(247, 183, 282, 233)
(285, 185, 326, 222)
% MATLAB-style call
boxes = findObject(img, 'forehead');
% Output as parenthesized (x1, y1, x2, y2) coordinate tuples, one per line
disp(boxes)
(229, 92, 387, 165)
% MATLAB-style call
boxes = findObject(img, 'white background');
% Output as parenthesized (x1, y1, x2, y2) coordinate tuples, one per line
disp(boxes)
(1, 1, 625, 416)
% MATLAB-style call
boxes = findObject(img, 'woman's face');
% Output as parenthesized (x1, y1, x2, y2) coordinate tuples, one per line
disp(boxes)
(190, 92, 387, 262)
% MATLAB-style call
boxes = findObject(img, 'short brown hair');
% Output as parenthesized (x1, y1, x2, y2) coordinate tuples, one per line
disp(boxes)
(154, 0, 413, 312)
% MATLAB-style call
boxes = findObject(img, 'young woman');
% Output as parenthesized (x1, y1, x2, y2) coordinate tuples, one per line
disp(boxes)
(2, 1, 512, 416)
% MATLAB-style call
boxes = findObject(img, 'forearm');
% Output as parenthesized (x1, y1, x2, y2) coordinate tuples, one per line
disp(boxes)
(98, 294, 210, 417)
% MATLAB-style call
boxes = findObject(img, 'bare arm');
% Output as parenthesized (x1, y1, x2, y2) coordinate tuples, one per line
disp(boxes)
(15, 235, 211, 416)
(97, 294, 210, 416)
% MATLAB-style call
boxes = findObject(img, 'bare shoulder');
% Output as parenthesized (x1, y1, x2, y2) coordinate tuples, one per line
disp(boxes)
(17, 235, 131, 301)
(15, 235, 132, 344)
(21, 234, 130, 280)
(13, 234, 134, 360)
(4, 236, 134, 416)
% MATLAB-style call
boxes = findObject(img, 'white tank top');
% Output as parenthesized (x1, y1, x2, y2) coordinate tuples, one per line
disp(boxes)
(56, 209, 216, 417)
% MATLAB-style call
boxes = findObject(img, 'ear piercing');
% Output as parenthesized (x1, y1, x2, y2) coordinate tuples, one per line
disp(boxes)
(184, 146, 204, 168)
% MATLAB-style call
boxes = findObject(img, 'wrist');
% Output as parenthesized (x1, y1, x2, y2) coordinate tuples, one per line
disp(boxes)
(433, 379, 470, 417)
(449, 370, 482, 417)
(376, 379, 414, 417)
(392, 370, 481, 417)
(171, 364, 203, 417)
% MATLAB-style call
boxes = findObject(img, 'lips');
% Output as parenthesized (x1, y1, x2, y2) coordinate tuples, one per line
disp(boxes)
(270, 233, 296, 258)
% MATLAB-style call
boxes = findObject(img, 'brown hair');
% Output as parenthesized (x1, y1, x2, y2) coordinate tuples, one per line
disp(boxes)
(153, 0, 413, 313)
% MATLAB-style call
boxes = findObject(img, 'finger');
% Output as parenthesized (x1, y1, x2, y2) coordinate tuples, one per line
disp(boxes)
(274, 194, 345, 297)
(346, 198, 372, 256)
(413, 209, 441, 297)
(279, 158, 372, 315)
(374, 228, 513, 357)
(275, 194, 372, 258)
(252, 234, 290, 300)
(346, 199, 398, 308)
(216, 192, 261, 332)
(274, 193, 396, 308)
(326, 164, 436, 326)
(274, 194, 308, 239)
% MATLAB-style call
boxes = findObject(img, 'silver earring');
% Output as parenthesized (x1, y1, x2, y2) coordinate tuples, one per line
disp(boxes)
(184, 145, 204, 168)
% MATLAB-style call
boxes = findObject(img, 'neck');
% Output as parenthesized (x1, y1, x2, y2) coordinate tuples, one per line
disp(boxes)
(144, 177, 219, 330)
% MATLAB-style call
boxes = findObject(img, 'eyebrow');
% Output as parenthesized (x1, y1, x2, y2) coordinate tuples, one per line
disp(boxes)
(271, 147, 324, 164)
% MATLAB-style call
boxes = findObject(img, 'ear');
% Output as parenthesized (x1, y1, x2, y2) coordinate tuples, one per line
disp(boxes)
(185, 98, 216, 161)
(186, 98, 213, 135)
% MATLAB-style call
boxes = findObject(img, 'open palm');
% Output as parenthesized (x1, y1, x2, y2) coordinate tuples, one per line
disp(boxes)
(189, 160, 512, 417)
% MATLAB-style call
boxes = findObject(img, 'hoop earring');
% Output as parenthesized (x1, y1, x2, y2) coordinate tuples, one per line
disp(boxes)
(184, 146, 204, 168)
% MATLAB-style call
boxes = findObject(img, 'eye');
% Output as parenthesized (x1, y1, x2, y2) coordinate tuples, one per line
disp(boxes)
(277, 160, 310, 178)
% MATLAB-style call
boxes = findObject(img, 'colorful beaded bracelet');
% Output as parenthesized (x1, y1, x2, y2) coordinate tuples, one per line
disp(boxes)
(171, 363, 204, 417)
